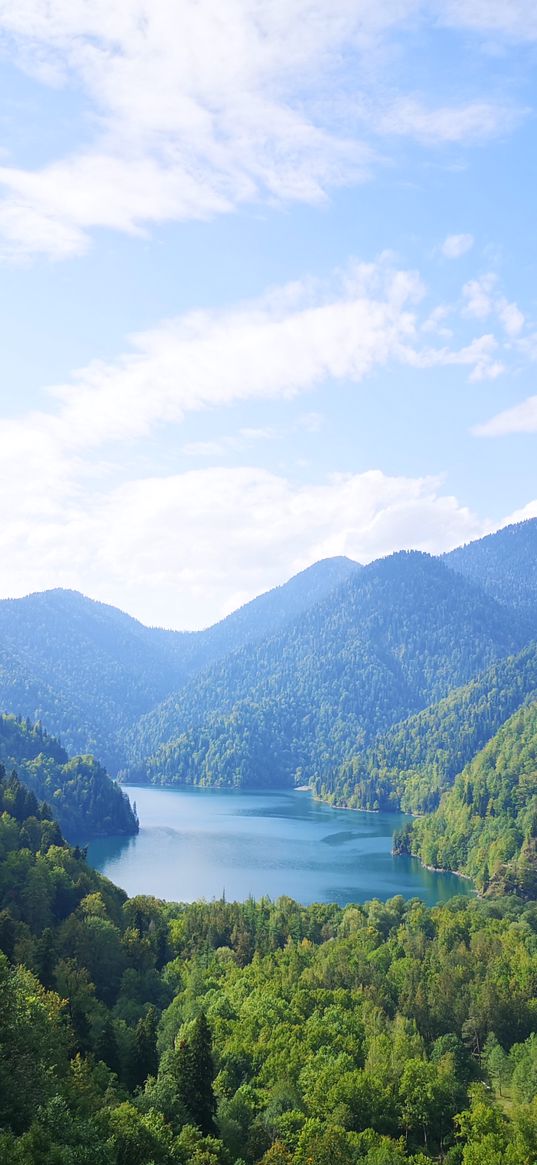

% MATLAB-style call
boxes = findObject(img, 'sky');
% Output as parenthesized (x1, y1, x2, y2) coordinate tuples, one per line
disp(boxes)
(0, 1, 537, 630)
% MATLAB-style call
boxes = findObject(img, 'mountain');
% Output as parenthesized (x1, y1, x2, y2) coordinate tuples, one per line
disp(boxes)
(181, 555, 360, 670)
(444, 517, 537, 619)
(400, 700, 537, 897)
(0, 558, 355, 772)
(318, 640, 537, 814)
(0, 713, 138, 840)
(0, 589, 192, 770)
(128, 551, 530, 788)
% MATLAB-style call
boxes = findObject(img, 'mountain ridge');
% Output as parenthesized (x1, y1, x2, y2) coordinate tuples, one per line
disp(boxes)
(128, 549, 531, 788)
(0, 519, 536, 796)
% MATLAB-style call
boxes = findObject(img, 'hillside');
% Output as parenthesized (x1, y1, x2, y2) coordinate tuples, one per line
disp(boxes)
(316, 640, 537, 814)
(444, 517, 537, 618)
(128, 551, 530, 788)
(400, 701, 537, 896)
(0, 559, 356, 772)
(183, 555, 360, 669)
(0, 713, 138, 840)
(2, 766, 537, 1162)
(0, 589, 192, 770)
(1, 525, 535, 790)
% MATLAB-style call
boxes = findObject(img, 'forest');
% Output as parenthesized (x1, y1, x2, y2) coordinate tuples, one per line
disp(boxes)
(397, 700, 537, 895)
(0, 714, 138, 840)
(316, 640, 537, 815)
(0, 522, 536, 790)
(2, 521, 537, 888)
(3, 763, 537, 1163)
(127, 549, 530, 788)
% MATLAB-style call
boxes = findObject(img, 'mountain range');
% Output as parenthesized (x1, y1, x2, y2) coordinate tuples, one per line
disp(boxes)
(1, 517, 536, 874)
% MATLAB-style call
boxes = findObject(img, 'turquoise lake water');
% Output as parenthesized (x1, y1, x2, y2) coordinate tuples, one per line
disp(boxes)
(87, 785, 473, 907)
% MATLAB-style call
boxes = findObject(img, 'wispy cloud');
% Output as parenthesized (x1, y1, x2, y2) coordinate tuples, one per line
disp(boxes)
(10, 259, 426, 456)
(0, 0, 528, 259)
(474, 395, 537, 437)
(462, 273, 525, 336)
(376, 99, 522, 144)
(0, 251, 533, 623)
(1, 462, 491, 628)
(4, 255, 518, 467)
(404, 332, 505, 381)
(441, 233, 474, 259)
(441, 1, 537, 42)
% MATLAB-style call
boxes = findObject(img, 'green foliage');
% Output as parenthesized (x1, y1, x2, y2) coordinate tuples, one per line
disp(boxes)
(168, 1014, 217, 1136)
(0, 559, 355, 773)
(0, 713, 138, 840)
(4, 652, 537, 1165)
(322, 641, 537, 814)
(444, 517, 537, 620)
(408, 700, 537, 893)
(130, 552, 529, 789)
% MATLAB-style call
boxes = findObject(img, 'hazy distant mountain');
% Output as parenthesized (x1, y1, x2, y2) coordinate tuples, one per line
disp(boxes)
(444, 517, 537, 618)
(183, 556, 360, 671)
(0, 558, 358, 769)
(129, 551, 530, 789)
(1, 525, 535, 788)
(0, 589, 192, 769)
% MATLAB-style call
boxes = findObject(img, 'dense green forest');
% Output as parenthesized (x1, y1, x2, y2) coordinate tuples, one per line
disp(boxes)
(444, 519, 537, 620)
(128, 551, 529, 788)
(3, 765, 537, 1163)
(315, 641, 537, 814)
(397, 701, 537, 896)
(0, 560, 356, 771)
(0, 589, 194, 771)
(1, 520, 537, 887)
(0, 714, 138, 840)
(0, 522, 536, 794)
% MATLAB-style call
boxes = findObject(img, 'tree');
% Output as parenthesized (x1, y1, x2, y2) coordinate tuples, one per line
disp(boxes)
(171, 1013, 217, 1136)
(131, 1005, 159, 1088)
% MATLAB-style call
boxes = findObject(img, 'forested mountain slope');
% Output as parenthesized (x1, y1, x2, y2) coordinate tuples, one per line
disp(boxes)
(182, 554, 360, 671)
(400, 700, 537, 896)
(3, 766, 537, 1162)
(0, 589, 192, 769)
(0, 559, 356, 772)
(0, 713, 137, 839)
(316, 640, 537, 814)
(128, 551, 530, 788)
(444, 517, 537, 618)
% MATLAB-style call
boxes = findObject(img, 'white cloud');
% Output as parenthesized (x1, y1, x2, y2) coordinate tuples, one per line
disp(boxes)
(503, 498, 537, 523)
(474, 395, 537, 437)
(440, 1, 537, 42)
(10, 259, 426, 456)
(403, 331, 505, 381)
(0, 463, 490, 628)
(462, 273, 497, 318)
(462, 273, 525, 340)
(0, 0, 527, 258)
(377, 99, 520, 144)
(0, 0, 397, 257)
(0, 252, 532, 624)
(1, 256, 513, 469)
(497, 298, 525, 337)
(441, 233, 474, 259)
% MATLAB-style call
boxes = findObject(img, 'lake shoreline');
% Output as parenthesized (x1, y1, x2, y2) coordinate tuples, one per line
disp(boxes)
(88, 784, 475, 908)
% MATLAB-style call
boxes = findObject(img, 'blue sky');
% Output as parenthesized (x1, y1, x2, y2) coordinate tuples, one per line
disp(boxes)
(0, 1, 536, 629)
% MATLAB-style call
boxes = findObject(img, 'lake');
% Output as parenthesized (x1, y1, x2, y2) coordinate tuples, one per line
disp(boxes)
(87, 785, 473, 907)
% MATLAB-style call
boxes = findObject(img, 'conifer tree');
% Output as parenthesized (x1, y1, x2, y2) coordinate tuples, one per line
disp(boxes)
(172, 1013, 217, 1135)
